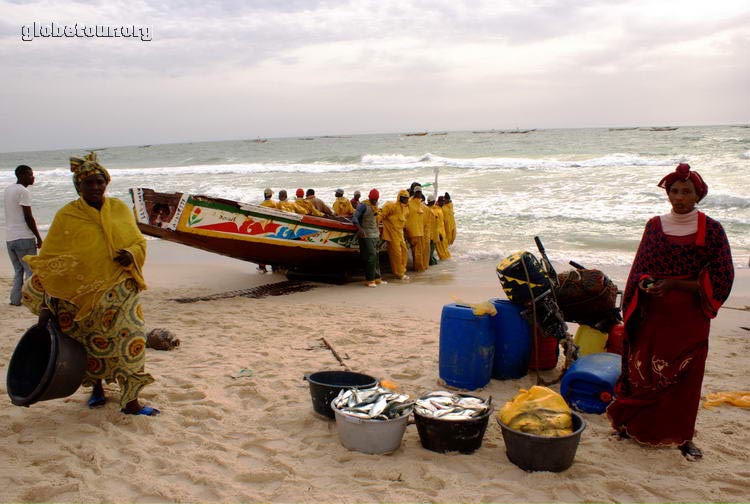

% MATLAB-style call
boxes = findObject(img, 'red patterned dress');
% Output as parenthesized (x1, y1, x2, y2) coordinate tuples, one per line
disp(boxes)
(607, 212, 734, 445)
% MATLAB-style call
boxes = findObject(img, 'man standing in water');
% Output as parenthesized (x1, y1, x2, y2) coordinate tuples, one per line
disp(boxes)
(3, 165, 43, 305)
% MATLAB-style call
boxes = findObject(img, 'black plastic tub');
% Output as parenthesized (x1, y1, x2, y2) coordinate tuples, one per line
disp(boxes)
(414, 404, 493, 454)
(498, 411, 586, 472)
(7, 322, 88, 407)
(304, 371, 378, 419)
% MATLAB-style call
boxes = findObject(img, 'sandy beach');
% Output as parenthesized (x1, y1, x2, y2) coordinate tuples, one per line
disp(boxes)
(1, 239, 749, 503)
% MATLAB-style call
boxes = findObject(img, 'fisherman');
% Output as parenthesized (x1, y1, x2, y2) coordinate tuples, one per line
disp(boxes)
(404, 184, 427, 272)
(443, 192, 456, 245)
(426, 194, 439, 265)
(419, 192, 432, 268)
(295, 188, 323, 216)
(350, 190, 361, 210)
(306, 189, 333, 216)
(332, 188, 355, 217)
(351, 189, 385, 287)
(434, 196, 451, 260)
(380, 189, 410, 280)
(259, 188, 277, 209)
(255, 188, 278, 273)
(277, 190, 303, 213)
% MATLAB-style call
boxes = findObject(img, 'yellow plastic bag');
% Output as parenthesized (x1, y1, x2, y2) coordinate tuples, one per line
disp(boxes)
(498, 386, 573, 437)
(573, 324, 608, 356)
(452, 297, 498, 317)
(703, 391, 750, 409)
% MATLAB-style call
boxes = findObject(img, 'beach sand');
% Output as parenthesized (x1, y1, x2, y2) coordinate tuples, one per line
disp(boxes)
(1, 239, 749, 503)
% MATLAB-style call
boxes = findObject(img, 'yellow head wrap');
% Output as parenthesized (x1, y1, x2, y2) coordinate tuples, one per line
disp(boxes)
(70, 152, 111, 193)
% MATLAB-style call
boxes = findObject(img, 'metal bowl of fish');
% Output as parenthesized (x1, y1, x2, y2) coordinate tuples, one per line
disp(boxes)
(330, 386, 413, 454)
(413, 391, 493, 454)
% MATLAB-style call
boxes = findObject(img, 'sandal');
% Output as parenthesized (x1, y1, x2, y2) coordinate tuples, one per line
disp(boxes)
(87, 390, 106, 409)
(121, 405, 160, 416)
(679, 441, 703, 460)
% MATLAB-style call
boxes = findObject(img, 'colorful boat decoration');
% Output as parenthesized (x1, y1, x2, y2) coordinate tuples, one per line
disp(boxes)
(130, 188, 365, 272)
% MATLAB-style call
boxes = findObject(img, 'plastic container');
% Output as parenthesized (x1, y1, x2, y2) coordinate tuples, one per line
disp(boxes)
(560, 352, 622, 414)
(573, 324, 608, 356)
(332, 402, 409, 454)
(438, 304, 494, 390)
(7, 322, 87, 407)
(528, 327, 559, 370)
(414, 403, 492, 454)
(490, 299, 531, 379)
(498, 411, 586, 472)
(304, 371, 378, 419)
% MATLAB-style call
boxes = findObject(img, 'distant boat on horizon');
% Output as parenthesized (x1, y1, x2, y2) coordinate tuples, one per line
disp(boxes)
(253, 138, 268, 143)
(404, 132, 428, 136)
(608, 127, 638, 131)
(501, 128, 536, 134)
(642, 126, 679, 132)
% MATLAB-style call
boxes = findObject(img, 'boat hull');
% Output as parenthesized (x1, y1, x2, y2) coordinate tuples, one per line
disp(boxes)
(131, 188, 363, 271)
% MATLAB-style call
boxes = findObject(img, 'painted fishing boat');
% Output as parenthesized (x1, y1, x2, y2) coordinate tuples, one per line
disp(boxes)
(130, 188, 363, 273)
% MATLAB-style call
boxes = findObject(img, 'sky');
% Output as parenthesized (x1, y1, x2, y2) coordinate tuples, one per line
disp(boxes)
(0, 0, 748, 152)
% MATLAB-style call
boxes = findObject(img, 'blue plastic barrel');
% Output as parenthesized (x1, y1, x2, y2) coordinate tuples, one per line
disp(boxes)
(560, 352, 622, 414)
(490, 299, 531, 379)
(439, 304, 494, 390)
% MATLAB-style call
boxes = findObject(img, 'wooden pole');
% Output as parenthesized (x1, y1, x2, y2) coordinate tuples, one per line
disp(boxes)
(321, 337, 351, 371)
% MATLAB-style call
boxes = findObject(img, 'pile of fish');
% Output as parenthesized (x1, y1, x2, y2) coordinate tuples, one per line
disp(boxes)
(332, 386, 412, 420)
(415, 391, 492, 420)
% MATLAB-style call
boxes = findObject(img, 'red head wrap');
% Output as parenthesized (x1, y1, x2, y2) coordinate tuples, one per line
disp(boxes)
(657, 163, 708, 202)
(295, 188, 304, 198)
(368, 189, 379, 200)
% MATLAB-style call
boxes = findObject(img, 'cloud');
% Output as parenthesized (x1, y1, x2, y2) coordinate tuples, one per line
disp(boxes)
(0, 0, 748, 151)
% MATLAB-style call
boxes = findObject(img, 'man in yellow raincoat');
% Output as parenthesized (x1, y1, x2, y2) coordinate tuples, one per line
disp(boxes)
(443, 192, 456, 245)
(259, 188, 277, 209)
(294, 188, 324, 216)
(434, 195, 451, 260)
(404, 185, 427, 272)
(380, 189, 410, 279)
(426, 194, 440, 264)
(277, 190, 303, 213)
(332, 188, 355, 217)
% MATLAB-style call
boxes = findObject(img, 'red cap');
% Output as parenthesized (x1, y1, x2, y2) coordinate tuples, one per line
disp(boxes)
(295, 188, 304, 198)
(368, 189, 379, 200)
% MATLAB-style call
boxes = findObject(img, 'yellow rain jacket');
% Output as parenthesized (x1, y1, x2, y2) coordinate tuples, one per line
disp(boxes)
(380, 190, 410, 277)
(443, 201, 456, 245)
(434, 206, 451, 260)
(295, 197, 324, 216)
(259, 199, 277, 209)
(333, 196, 355, 217)
(421, 202, 432, 268)
(405, 196, 427, 271)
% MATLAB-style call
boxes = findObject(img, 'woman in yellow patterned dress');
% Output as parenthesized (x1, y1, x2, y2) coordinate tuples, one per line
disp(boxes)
(23, 152, 159, 416)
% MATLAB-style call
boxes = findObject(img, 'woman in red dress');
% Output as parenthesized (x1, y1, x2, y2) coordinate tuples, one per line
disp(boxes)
(607, 163, 734, 460)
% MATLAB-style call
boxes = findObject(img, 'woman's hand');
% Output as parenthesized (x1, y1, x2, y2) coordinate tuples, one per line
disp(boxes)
(639, 276, 656, 292)
(38, 306, 52, 329)
(640, 277, 698, 297)
(114, 249, 133, 267)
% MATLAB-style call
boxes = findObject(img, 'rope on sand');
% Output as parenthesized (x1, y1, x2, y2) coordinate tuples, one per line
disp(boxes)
(172, 280, 317, 303)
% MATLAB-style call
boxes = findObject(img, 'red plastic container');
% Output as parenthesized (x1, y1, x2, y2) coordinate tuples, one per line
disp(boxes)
(606, 324, 625, 355)
(528, 327, 559, 370)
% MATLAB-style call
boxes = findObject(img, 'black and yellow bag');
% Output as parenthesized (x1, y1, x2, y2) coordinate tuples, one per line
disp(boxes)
(496, 251, 551, 304)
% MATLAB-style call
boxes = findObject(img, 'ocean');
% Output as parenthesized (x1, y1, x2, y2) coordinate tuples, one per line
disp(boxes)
(1, 125, 748, 269)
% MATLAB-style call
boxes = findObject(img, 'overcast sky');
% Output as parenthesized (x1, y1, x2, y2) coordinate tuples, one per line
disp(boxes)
(1, 0, 748, 152)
